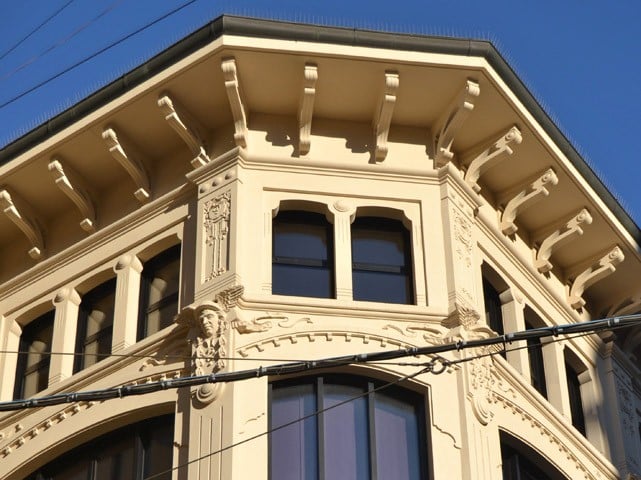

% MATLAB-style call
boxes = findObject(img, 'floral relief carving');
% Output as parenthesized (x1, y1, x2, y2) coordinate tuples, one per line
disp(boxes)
(468, 350, 495, 425)
(204, 190, 231, 281)
(453, 211, 472, 268)
(618, 385, 635, 438)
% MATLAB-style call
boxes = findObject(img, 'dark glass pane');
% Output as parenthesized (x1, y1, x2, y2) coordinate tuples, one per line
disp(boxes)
(138, 245, 181, 340)
(272, 211, 334, 299)
(75, 279, 116, 372)
(49, 460, 91, 480)
(483, 278, 504, 335)
(142, 415, 175, 480)
(323, 383, 370, 480)
(566, 363, 586, 435)
(95, 433, 136, 479)
(501, 442, 557, 480)
(15, 311, 54, 399)
(351, 217, 413, 304)
(375, 391, 421, 480)
(352, 270, 412, 305)
(270, 383, 318, 480)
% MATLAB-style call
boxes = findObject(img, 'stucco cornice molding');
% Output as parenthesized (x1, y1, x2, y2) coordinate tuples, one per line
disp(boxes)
(298, 63, 318, 156)
(157, 93, 210, 168)
(0, 188, 44, 260)
(373, 70, 399, 162)
(47, 158, 96, 233)
(433, 79, 480, 168)
(101, 127, 151, 203)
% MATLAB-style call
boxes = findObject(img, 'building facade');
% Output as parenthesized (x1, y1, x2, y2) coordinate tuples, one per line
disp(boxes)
(1, 15, 641, 479)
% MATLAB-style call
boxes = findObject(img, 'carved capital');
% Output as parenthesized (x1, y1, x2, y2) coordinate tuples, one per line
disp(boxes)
(299, 63, 318, 155)
(158, 93, 210, 168)
(373, 71, 399, 162)
(102, 127, 150, 203)
(0, 188, 44, 259)
(48, 159, 96, 232)
(534, 208, 593, 273)
(568, 246, 625, 309)
(499, 168, 558, 235)
(53, 287, 81, 306)
(434, 79, 480, 167)
(463, 126, 522, 193)
(114, 253, 143, 274)
(221, 58, 248, 148)
(443, 302, 481, 329)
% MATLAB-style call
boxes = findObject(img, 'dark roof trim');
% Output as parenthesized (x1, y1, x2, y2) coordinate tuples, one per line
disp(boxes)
(1, 15, 637, 241)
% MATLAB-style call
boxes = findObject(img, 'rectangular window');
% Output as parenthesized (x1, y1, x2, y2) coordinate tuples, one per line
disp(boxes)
(565, 360, 586, 436)
(351, 217, 414, 304)
(14, 311, 54, 399)
(137, 245, 181, 340)
(482, 278, 504, 335)
(273, 211, 334, 298)
(74, 278, 116, 373)
(524, 308, 547, 399)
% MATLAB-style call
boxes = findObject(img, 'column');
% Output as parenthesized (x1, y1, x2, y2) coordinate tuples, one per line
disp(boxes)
(329, 200, 355, 301)
(50, 287, 81, 384)
(112, 253, 143, 352)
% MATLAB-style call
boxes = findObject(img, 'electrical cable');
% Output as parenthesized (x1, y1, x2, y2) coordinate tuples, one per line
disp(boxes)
(1, 313, 639, 412)
(0, 0, 198, 110)
(142, 365, 432, 480)
(1, 0, 124, 82)
(0, 0, 76, 62)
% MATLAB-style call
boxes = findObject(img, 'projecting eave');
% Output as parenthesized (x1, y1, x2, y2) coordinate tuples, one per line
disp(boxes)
(0, 15, 638, 317)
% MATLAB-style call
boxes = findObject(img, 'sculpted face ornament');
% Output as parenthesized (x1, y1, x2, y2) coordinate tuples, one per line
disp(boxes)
(175, 286, 243, 406)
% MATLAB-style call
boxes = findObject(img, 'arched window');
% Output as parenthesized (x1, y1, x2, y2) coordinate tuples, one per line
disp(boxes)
(74, 278, 116, 373)
(272, 210, 335, 298)
(137, 244, 181, 340)
(501, 431, 566, 479)
(14, 310, 54, 399)
(25, 414, 174, 480)
(269, 374, 427, 480)
(351, 217, 414, 304)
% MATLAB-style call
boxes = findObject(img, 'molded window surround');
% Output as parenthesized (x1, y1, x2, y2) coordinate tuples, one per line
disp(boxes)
(272, 210, 335, 298)
(269, 374, 428, 480)
(137, 244, 181, 340)
(351, 216, 414, 304)
(74, 278, 116, 373)
(13, 310, 54, 399)
(25, 414, 174, 480)
(501, 431, 566, 479)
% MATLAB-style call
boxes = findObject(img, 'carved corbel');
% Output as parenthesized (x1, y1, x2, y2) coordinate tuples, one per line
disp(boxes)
(499, 168, 558, 235)
(373, 71, 399, 162)
(607, 294, 641, 318)
(221, 58, 248, 148)
(47, 159, 96, 232)
(175, 285, 243, 406)
(463, 126, 522, 193)
(298, 63, 318, 155)
(534, 208, 592, 273)
(433, 79, 480, 167)
(0, 188, 44, 259)
(568, 246, 625, 309)
(101, 127, 150, 203)
(157, 93, 210, 168)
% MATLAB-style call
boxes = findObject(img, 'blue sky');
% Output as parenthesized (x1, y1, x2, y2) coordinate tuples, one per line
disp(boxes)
(1, 1, 640, 223)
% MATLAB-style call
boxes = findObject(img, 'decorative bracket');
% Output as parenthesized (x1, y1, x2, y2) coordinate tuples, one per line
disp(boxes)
(433, 79, 480, 167)
(373, 71, 399, 162)
(221, 58, 248, 148)
(463, 126, 522, 193)
(499, 168, 558, 235)
(157, 93, 210, 168)
(534, 208, 592, 273)
(607, 293, 641, 318)
(48, 159, 96, 232)
(102, 127, 150, 203)
(568, 246, 624, 309)
(0, 188, 44, 259)
(298, 63, 318, 156)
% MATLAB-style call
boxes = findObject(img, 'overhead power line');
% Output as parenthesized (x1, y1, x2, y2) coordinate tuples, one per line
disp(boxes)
(1, 314, 638, 412)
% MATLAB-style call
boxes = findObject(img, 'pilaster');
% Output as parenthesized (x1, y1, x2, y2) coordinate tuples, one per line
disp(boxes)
(0, 317, 21, 400)
(329, 200, 356, 300)
(500, 290, 528, 375)
(50, 288, 81, 385)
(542, 340, 571, 418)
(112, 254, 143, 352)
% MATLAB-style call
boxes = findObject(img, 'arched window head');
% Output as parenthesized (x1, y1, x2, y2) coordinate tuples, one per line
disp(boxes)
(351, 216, 414, 304)
(14, 310, 54, 399)
(501, 431, 567, 479)
(272, 210, 335, 298)
(270, 374, 428, 480)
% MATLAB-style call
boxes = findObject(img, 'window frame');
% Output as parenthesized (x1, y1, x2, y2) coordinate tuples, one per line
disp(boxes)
(524, 307, 548, 399)
(137, 244, 182, 340)
(13, 310, 54, 399)
(74, 278, 117, 373)
(268, 374, 429, 480)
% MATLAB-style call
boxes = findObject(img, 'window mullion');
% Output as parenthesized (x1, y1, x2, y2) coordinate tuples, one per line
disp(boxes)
(368, 381, 378, 480)
(317, 377, 325, 480)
